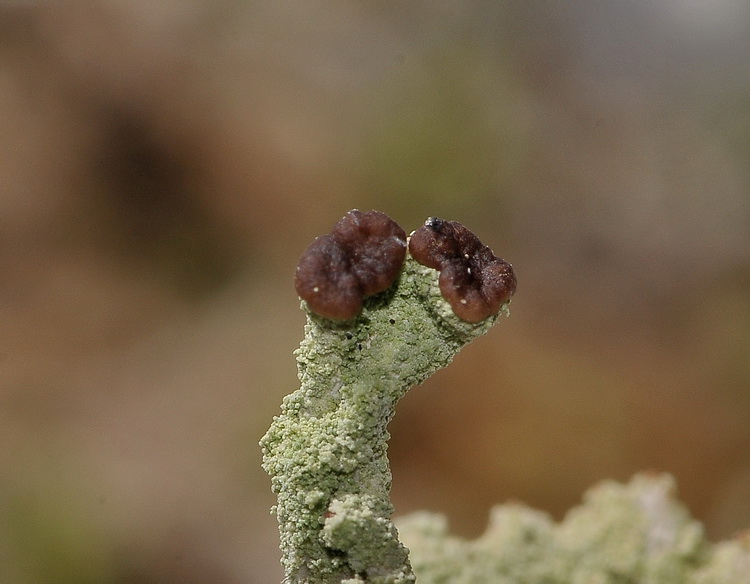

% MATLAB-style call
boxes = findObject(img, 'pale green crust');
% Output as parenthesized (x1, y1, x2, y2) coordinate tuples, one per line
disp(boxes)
(260, 257, 504, 583)
(397, 473, 750, 584)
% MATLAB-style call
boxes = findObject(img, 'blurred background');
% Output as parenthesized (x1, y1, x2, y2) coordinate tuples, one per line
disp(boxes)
(2, 1, 750, 582)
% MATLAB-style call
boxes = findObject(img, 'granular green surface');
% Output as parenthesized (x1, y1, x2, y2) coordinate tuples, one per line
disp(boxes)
(398, 473, 750, 584)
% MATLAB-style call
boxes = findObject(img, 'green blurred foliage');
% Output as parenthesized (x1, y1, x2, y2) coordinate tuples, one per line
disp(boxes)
(2, 469, 114, 584)
(359, 48, 527, 227)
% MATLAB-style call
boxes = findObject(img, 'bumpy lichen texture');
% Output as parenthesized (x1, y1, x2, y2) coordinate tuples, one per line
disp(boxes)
(260, 256, 507, 583)
(396, 473, 750, 584)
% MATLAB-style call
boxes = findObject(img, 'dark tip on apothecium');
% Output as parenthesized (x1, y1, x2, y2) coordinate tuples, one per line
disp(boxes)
(409, 217, 517, 323)
(294, 210, 407, 320)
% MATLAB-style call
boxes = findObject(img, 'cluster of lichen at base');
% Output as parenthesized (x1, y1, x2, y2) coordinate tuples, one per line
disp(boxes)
(396, 473, 750, 584)
(260, 257, 502, 584)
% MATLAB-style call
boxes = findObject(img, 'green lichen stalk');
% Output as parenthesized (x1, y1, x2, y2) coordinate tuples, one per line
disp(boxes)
(260, 257, 506, 584)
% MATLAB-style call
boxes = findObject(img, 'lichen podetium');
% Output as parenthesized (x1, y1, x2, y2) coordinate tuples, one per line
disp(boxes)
(260, 255, 511, 584)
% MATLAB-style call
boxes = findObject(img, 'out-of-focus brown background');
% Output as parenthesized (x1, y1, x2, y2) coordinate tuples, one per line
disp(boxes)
(2, 2, 750, 582)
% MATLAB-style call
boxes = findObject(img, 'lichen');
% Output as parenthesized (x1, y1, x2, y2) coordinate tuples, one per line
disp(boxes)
(260, 257, 505, 583)
(397, 473, 750, 584)
(260, 216, 749, 583)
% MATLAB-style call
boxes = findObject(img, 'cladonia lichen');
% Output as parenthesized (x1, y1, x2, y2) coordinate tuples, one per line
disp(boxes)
(396, 473, 750, 584)
(259, 212, 749, 583)
(260, 256, 507, 583)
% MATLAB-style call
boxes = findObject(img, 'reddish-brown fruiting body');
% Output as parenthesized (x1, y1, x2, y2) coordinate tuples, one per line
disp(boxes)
(408, 217, 517, 323)
(294, 210, 407, 320)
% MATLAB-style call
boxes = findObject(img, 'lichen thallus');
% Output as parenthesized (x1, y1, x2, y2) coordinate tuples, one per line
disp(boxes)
(261, 210, 516, 584)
